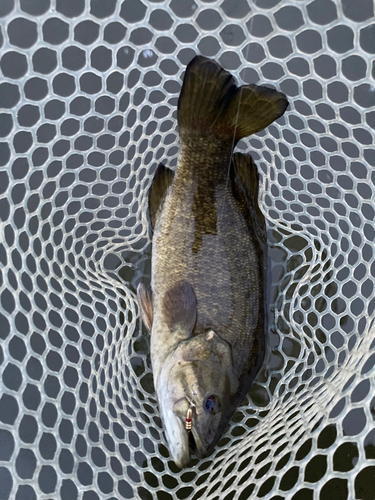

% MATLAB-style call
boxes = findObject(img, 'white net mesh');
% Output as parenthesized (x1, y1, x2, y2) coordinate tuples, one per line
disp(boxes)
(1, 0, 375, 499)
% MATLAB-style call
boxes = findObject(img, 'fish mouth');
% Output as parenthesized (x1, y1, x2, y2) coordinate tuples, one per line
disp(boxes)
(167, 397, 208, 465)
(168, 416, 191, 469)
(189, 428, 198, 456)
(189, 425, 205, 459)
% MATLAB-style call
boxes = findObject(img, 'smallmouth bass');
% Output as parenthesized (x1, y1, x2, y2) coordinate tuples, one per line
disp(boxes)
(137, 56, 289, 467)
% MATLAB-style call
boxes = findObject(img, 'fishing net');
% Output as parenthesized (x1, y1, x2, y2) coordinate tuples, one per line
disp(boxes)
(1, 0, 375, 499)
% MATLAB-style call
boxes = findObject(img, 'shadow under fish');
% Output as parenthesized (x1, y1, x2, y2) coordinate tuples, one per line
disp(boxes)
(137, 55, 289, 467)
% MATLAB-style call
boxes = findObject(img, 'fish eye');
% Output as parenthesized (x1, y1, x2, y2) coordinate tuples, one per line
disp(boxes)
(204, 395, 218, 414)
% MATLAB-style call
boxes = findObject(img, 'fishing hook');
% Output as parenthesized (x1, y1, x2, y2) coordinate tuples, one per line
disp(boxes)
(185, 382, 199, 432)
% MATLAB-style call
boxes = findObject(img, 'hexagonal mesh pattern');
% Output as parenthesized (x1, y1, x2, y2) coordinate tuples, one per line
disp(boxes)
(1, 0, 375, 499)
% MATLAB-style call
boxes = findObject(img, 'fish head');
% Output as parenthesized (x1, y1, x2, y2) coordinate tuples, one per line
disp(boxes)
(157, 329, 239, 468)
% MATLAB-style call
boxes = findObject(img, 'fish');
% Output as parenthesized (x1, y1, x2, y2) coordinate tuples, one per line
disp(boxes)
(137, 55, 289, 468)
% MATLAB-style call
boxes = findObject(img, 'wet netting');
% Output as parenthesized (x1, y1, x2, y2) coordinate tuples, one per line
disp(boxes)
(0, 0, 375, 499)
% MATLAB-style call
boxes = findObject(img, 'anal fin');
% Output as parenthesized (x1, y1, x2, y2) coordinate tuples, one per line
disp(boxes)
(149, 163, 174, 228)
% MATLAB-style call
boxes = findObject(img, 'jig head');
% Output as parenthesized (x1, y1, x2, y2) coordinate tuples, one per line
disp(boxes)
(185, 406, 193, 432)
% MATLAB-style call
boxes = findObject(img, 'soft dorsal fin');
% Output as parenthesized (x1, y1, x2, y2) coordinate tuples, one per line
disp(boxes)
(149, 163, 174, 228)
(163, 281, 197, 335)
(137, 283, 153, 333)
(231, 152, 266, 246)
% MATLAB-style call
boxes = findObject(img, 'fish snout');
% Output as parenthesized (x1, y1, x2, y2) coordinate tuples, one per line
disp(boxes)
(173, 398, 207, 460)
(166, 410, 191, 468)
(160, 397, 191, 468)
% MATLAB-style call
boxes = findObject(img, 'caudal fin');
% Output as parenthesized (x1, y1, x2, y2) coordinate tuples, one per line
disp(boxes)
(177, 56, 288, 143)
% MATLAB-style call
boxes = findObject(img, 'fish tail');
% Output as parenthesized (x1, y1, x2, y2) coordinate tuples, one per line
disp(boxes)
(177, 56, 289, 144)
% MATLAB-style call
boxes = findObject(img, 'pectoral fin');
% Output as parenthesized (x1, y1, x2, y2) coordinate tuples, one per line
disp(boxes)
(163, 281, 197, 335)
(232, 152, 266, 246)
(149, 163, 174, 228)
(137, 283, 153, 333)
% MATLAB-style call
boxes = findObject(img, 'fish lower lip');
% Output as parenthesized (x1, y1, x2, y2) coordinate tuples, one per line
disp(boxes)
(170, 418, 191, 468)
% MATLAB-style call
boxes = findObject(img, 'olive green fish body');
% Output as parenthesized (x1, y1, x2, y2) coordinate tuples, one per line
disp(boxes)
(137, 56, 288, 467)
(152, 143, 264, 385)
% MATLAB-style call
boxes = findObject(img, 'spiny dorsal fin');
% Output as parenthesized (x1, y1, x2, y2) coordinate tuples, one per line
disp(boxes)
(149, 163, 174, 228)
(163, 281, 197, 335)
(232, 152, 266, 245)
(137, 282, 153, 333)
